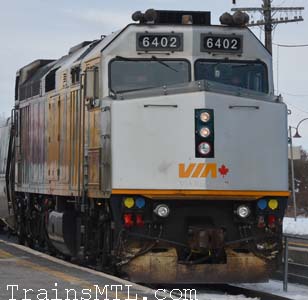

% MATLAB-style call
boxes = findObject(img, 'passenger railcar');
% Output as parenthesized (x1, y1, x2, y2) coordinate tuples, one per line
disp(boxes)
(1, 9, 289, 283)
(0, 118, 14, 230)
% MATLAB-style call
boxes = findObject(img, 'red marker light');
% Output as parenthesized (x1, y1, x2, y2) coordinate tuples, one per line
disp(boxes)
(257, 216, 266, 228)
(136, 214, 144, 227)
(268, 215, 276, 228)
(123, 214, 134, 228)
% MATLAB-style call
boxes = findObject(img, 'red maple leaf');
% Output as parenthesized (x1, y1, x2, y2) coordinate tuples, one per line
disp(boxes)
(219, 164, 229, 178)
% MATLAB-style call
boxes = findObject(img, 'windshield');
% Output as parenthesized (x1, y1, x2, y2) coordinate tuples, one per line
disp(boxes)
(195, 60, 268, 94)
(110, 59, 190, 93)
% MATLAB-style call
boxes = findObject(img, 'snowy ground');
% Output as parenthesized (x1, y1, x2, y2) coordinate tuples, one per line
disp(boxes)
(239, 279, 308, 300)
(198, 292, 258, 300)
(283, 217, 308, 236)
(198, 294, 257, 300)
(194, 280, 308, 300)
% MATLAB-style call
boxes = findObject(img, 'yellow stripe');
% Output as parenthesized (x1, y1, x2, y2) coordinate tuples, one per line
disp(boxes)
(112, 189, 290, 200)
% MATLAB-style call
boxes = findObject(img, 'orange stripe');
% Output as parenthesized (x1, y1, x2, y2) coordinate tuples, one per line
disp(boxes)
(112, 189, 290, 199)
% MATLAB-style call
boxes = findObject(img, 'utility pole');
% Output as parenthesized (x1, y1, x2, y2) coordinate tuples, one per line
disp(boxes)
(264, 0, 273, 54)
(231, 0, 304, 54)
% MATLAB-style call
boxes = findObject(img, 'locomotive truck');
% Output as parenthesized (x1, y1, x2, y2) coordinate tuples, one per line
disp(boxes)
(0, 9, 289, 283)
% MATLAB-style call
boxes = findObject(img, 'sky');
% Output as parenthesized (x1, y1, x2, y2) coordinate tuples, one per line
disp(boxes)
(0, 0, 307, 148)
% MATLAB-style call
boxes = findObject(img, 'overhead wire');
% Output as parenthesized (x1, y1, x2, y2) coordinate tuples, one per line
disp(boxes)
(281, 91, 308, 97)
(272, 1, 307, 113)
(277, 0, 287, 6)
(285, 102, 308, 115)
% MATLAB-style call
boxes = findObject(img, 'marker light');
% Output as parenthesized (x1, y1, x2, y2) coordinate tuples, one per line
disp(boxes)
(123, 197, 135, 209)
(236, 205, 251, 218)
(268, 215, 276, 228)
(123, 214, 134, 228)
(135, 197, 146, 209)
(154, 204, 170, 218)
(257, 199, 267, 210)
(199, 127, 211, 138)
(268, 199, 278, 210)
(200, 112, 210, 123)
(136, 214, 145, 227)
(257, 216, 266, 228)
(198, 142, 211, 155)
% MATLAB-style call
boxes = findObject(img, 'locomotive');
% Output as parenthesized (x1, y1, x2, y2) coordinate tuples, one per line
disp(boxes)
(0, 9, 289, 283)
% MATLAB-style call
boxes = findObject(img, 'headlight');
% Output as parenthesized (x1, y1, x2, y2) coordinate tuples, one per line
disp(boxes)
(199, 127, 211, 138)
(200, 112, 210, 123)
(236, 205, 251, 218)
(154, 204, 170, 218)
(123, 197, 135, 209)
(198, 142, 211, 155)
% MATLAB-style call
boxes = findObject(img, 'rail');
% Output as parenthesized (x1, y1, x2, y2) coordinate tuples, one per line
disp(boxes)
(283, 233, 308, 291)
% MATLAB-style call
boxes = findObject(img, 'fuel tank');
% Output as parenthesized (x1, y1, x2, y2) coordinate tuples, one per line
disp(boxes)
(47, 211, 80, 256)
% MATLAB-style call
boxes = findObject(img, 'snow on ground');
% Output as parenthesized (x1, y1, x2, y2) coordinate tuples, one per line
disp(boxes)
(238, 279, 308, 300)
(197, 294, 257, 300)
(283, 217, 308, 236)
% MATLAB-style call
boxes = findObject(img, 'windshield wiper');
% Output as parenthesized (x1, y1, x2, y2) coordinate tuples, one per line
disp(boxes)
(151, 56, 178, 73)
(116, 55, 179, 73)
(115, 86, 158, 94)
(115, 56, 135, 61)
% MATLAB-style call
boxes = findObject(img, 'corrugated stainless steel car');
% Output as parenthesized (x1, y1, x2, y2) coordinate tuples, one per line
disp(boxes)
(0, 9, 289, 283)
(0, 118, 14, 230)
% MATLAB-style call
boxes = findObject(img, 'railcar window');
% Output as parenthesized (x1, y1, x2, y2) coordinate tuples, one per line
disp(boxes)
(71, 66, 81, 84)
(45, 68, 60, 92)
(110, 59, 190, 93)
(15, 76, 20, 100)
(195, 60, 268, 93)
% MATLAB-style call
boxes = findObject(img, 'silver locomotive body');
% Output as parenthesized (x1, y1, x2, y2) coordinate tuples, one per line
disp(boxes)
(0, 9, 289, 283)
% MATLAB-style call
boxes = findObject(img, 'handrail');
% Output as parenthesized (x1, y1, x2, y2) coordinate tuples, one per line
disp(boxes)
(284, 233, 308, 241)
(283, 234, 308, 292)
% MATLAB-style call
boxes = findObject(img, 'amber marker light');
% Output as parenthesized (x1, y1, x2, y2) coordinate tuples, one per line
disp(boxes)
(268, 199, 278, 210)
(123, 197, 135, 209)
